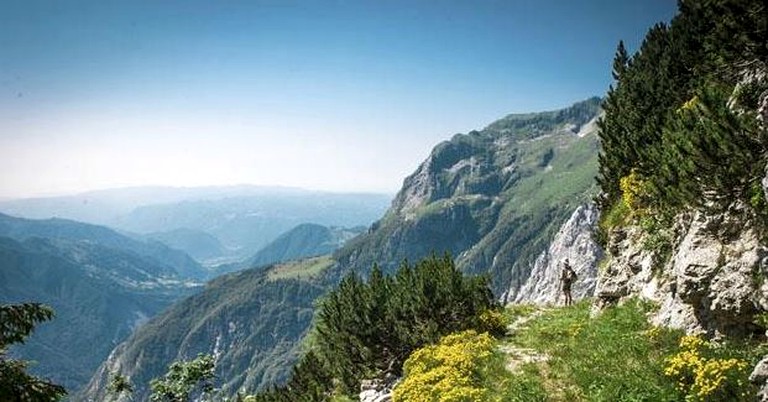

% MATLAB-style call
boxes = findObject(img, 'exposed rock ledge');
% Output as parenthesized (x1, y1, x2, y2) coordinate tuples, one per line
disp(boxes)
(595, 205, 767, 338)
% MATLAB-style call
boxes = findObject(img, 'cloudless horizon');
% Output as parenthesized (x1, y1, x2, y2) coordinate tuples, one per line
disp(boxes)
(0, 0, 677, 199)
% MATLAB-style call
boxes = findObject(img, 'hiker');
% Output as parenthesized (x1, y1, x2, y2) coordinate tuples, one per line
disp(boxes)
(560, 259, 577, 306)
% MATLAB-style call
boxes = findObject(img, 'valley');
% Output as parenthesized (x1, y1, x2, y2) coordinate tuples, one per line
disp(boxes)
(0, 191, 387, 395)
(77, 97, 605, 401)
(3, 1, 767, 400)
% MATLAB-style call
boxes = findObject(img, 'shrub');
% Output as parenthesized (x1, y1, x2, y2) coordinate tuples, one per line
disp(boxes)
(478, 309, 510, 337)
(619, 169, 650, 216)
(149, 353, 215, 402)
(393, 330, 497, 402)
(595, 197, 630, 246)
(664, 335, 753, 401)
(0, 303, 67, 401)
(313, 255, 499, 393)
(255, 255, 501, 400)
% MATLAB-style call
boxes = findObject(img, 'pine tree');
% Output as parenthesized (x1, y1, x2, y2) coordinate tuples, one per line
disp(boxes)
(0, 303, 66, 402)
(270, 255, 500, 399)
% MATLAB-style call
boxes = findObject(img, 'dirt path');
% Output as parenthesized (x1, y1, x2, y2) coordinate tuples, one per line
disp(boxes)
(500, 309, 549, 372)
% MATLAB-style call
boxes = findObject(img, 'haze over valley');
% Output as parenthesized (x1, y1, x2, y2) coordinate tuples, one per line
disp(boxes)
(6, 1, 768, 401)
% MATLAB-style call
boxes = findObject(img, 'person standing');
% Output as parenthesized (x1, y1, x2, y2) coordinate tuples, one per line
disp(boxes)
(560, 259, 577, 306)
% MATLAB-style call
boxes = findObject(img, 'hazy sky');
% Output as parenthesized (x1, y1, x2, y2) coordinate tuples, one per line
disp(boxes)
(0, 0, 677, 199)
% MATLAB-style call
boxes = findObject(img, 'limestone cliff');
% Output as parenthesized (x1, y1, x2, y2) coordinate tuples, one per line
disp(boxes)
(509, 203, 602, 305)
(595, 204, 767, 338)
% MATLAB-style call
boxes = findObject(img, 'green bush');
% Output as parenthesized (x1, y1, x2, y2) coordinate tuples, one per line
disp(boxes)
(595, 198, 630, 246)
(663, 335, 756, 401)
(253, 255, 501, 400)
(597, 0, 768, 227)
(393, 330, 498, 402)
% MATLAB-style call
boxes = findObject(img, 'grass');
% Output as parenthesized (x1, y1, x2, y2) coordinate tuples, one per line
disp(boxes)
(597, 199, 630, 238)
(503, 133, 599, 216)
(490, 299, 768, 402)
(504, 303, 539, 322)
(510, 300, 683, 401)
(266, 255, 334, 281)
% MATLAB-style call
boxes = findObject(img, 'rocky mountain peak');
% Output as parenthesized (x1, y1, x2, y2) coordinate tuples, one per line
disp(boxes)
(336, 97, 602, 296)
(390, 97, 602, 220)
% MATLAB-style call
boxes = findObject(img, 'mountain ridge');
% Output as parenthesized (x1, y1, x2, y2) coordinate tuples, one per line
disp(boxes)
(0, 212, 207, 280)
(81, 97, 604, 400)
(246, 223, 364, 270)
(334, 96, 601, 294)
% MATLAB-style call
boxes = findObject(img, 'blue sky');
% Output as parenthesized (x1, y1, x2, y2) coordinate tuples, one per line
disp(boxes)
(0, 0, 677, 198)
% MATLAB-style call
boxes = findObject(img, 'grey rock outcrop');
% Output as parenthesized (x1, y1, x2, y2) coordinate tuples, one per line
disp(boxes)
(595, 206, 767, 337)
(751, 356, 768, 402)
(763, 164, 768, 211)
(507, 203, 602, 304)
(359, 377, 398, 402)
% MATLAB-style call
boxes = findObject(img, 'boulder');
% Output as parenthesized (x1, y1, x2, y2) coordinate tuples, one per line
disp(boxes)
(359, 376, 398, 402)
(751, 356, 768, 402)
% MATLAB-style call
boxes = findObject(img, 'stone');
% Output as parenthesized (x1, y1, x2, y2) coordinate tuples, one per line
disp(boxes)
(359, 376, 398, 402)
(750, 356, 768, 402)
(763, 165, 768, 203)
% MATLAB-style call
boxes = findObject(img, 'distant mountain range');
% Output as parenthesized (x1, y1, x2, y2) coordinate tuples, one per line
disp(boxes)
(245, 223, 365, 270)
(0, 185, 322, 225)
(111, 192, 390, 261)
(0, 212, 207, 280)
(1, 211, 376, 396)
(81, 97, 603, 400)
(0, 187, 391, 263)
(0, 213, 214, 392)
(145, 228, 228, 262)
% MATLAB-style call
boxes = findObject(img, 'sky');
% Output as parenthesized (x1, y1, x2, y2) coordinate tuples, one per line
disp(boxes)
(0, 0, 677, 199)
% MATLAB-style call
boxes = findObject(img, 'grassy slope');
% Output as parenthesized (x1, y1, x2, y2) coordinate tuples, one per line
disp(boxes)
(267, 255, 334, 281)
(456, 128, 600, 292)
(497, 301, 767, 401)
(394, 300, 768, 401)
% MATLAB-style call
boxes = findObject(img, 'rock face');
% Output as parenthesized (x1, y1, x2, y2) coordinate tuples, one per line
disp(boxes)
(595, 206, 767, 337)
(508, 203, 602, 304)
(751, 355, 768, 402)
(763, 164, 768, 211)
